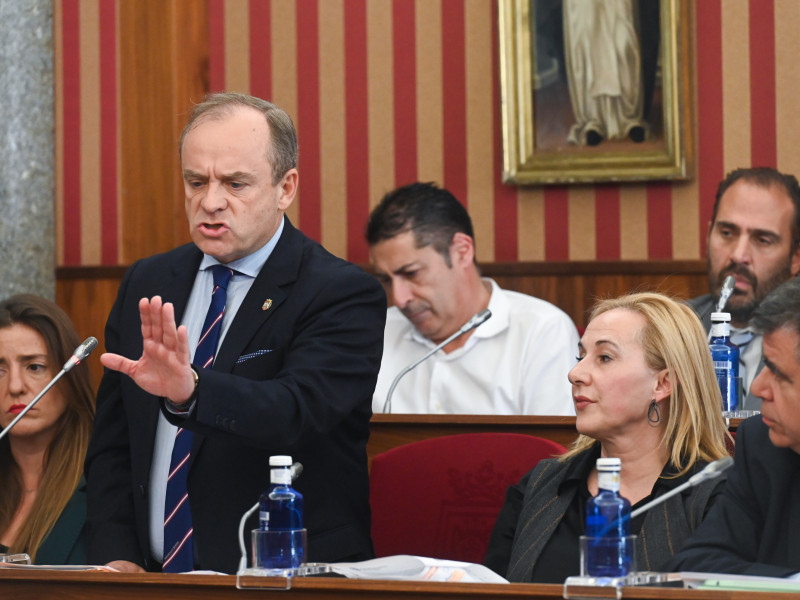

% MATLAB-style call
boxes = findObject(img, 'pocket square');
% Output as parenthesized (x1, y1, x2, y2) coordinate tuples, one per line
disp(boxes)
(236, 349, 273, 364)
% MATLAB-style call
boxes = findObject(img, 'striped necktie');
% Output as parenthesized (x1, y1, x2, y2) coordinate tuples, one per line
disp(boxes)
(162, 265, 234, 572)
(731, 327, 754, 393)
(730, 328, 753, 349)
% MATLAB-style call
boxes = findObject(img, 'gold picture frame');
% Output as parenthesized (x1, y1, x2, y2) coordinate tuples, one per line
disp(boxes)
(498, 0, 693, 184)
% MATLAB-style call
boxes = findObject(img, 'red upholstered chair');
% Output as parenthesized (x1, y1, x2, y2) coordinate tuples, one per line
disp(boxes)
(725, 430, 736, 456)
(369, 433, 567, 564)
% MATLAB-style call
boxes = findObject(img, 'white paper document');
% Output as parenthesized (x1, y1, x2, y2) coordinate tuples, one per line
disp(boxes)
(678, 571, 800, 592)
(330, 555, 508, 584)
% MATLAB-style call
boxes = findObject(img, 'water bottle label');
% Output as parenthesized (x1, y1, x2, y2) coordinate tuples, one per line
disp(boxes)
(597, 471, 620, 492)
(260, 511, 269, 523)
(271, 469, 292, 485)
(713, 360, 733, 370)
(710, 321, 730, 338)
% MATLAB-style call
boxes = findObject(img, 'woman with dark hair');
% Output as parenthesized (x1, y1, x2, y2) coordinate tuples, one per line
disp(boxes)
(0, 294, 94, 564)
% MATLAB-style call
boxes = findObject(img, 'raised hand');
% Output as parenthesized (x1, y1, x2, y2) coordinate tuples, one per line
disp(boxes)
(100, 296, 196, 405)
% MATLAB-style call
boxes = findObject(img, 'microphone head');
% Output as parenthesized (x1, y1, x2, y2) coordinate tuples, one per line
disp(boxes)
(63, 337, 99, 372)
(717, 275, 736, 311)
(291, 462, 303, 481)
(690, 455, 734, 486)
(464, 309, 492, 332)
(458, 309, 492, 336)
(722, 274, 736, 291)
(76, 337, 99, 361)
(474, 308, 492, 325)
(709, 455, 734, 473)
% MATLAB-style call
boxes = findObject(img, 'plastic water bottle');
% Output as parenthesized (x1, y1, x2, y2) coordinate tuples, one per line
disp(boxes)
(258, 455, 304, 569)
(709, 312, 739, 412)
(585, 458, 631, 577)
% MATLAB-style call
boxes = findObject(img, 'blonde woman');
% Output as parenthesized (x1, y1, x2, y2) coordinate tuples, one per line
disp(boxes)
(485, 292, 730, 582)
(0, 295, 94, 563)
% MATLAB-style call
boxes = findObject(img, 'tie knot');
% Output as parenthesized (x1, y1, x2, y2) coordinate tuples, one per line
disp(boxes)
(730, 329, 753, 348)
(210, 265, 234, 291)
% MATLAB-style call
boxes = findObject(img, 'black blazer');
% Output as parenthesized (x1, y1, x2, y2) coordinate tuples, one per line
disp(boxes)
(671, 416, 800, 576)
(85, 219, 386, 573)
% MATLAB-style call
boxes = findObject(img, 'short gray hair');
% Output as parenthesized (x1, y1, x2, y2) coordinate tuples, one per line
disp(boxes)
(179, 92, 298, 184)
(752, 276, 800, 358)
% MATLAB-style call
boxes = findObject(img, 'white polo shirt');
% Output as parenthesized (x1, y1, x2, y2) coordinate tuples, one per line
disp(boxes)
(373, 279, 578, 415)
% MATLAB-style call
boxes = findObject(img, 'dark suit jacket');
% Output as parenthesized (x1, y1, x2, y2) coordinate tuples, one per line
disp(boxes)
(671, 416, 800, 576)
(686, 294, 762, 411)
(84, 219, 386, 574)
(35, 479, 87, 565)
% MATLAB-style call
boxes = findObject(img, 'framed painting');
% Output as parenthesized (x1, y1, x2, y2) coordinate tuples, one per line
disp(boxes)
(498, 0, 693, 184)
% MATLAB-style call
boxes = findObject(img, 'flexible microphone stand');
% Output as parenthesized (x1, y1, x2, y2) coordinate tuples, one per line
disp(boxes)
(595, 456, 734, 538)
(707, 275, 736, 342)
(0, 337, 98, 442)
(382, 309, 491, 413)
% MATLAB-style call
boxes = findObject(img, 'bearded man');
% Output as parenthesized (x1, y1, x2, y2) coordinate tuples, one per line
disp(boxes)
(688, 167, 800, 410)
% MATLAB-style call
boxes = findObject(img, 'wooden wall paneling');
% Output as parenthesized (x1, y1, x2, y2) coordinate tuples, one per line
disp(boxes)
(58, 260, 708, 392)
(56, 267, 128, 392)
(117, 0, 209, 264)
(483, 260, 707, 327)
(54, 1, 797, 267)
(169, 0, 212, 246)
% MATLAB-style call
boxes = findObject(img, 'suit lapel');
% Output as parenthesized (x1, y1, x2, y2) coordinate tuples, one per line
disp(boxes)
(212, 274, 289, 372)
(213, 220, 302, 373)
(699, 296, 713, 332)
(167, 245, 204, 325)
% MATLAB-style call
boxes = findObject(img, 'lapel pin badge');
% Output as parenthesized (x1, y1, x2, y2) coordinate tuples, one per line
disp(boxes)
(262, 299, 273, 311)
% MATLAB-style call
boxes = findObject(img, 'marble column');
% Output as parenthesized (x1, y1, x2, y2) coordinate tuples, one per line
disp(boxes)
(0, 0, 55, 300)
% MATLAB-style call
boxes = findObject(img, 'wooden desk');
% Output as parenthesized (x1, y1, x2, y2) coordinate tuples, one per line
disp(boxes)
(367, 415, 744, 469)
(368, 415, 579, 467)
(0, 569, 794, 600)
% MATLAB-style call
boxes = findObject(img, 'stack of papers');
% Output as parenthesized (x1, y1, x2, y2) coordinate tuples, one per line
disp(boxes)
(680, 572, 800, 593)
(330, 555, 508, 584)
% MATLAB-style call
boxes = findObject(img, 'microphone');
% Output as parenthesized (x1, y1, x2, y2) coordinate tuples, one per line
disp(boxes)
(594, 456, 733, 539)
(715, 275, 736, 313)
(707, 275, 736, 342)
(63, 336, 99, 372)
(238, 502, 260, 573)
(291, 462, 303, 481)
(628, 456, 733, 520)
(0, 337, 98, 442)
(382, 309, 492, 413)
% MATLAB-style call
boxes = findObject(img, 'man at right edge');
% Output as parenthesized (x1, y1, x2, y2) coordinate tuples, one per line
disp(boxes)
(671, 277, 800, 576)
(688, 167, 800, 410)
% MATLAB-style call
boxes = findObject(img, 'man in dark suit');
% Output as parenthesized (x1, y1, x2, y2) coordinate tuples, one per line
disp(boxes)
(672, 276, 800, 576)
(84, 93, 386, 574)
(687, 167, 800, 410)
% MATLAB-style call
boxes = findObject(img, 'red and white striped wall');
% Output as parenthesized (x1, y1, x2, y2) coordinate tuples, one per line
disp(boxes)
(54, 0, 800, 266)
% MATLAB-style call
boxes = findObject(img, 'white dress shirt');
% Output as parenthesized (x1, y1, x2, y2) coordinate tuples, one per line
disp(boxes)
(731, 325, 762, 397)
(372, 279, 578, 415)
